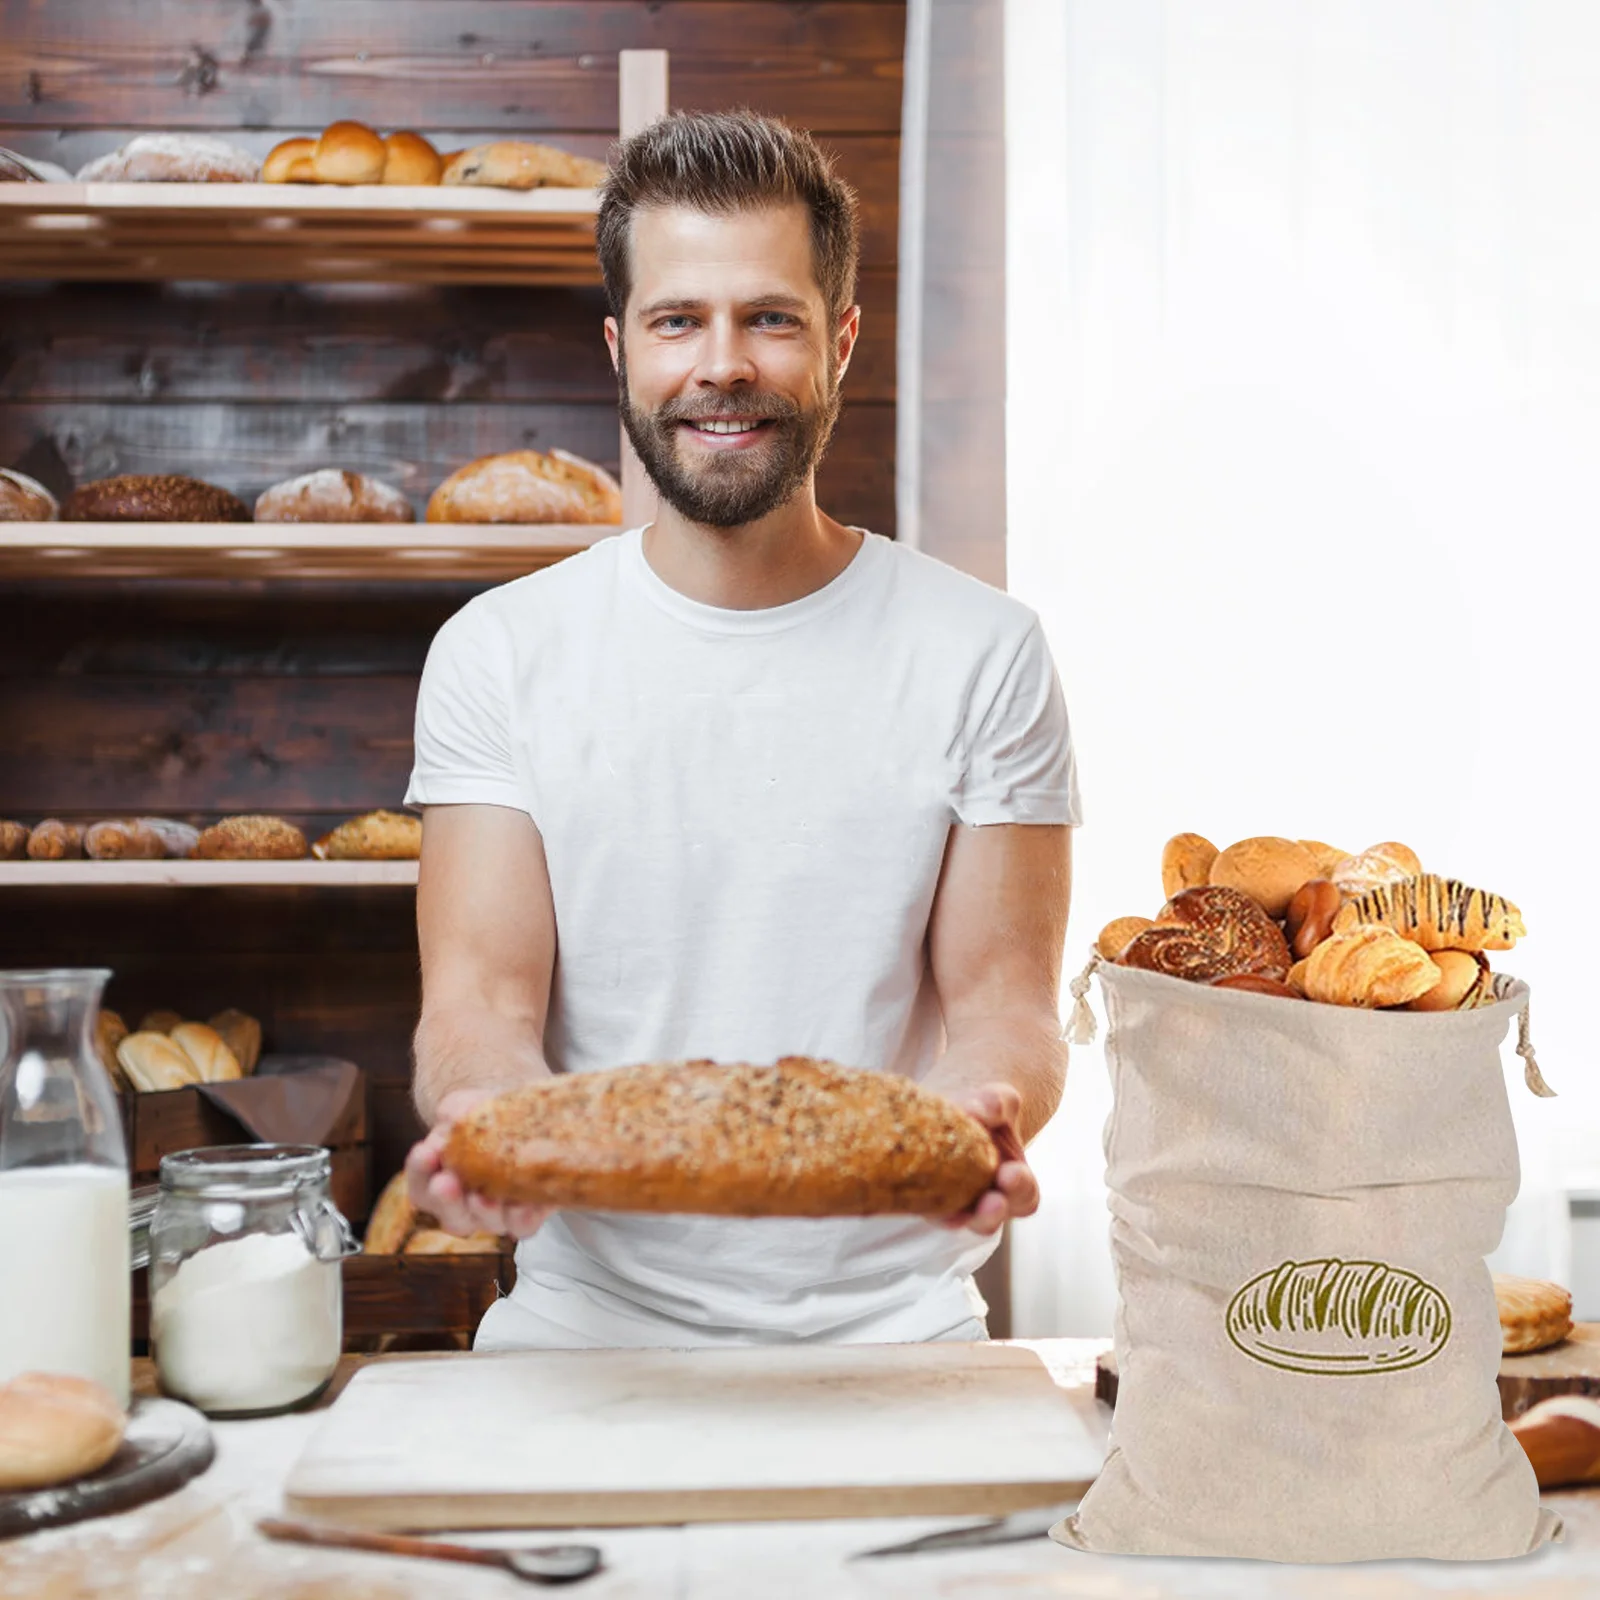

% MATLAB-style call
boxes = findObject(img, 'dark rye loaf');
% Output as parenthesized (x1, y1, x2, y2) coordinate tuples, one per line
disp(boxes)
(444, 1057, 1000, 1218)
(64, 474, 248, 523)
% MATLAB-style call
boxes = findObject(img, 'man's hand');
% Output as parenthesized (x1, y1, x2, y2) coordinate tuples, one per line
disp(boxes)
(404, 1087, 552, 1241)
(939, 1082, 1040, 1236)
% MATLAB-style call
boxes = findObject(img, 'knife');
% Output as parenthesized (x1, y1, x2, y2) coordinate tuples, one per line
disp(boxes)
(849, 1493, 1090, 1559)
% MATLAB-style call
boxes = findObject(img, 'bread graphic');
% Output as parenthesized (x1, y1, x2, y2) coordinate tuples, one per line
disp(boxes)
(1226, 1258, 1452, 1376)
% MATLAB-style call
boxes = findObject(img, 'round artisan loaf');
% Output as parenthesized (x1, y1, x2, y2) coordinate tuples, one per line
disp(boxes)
(440, 140, 608, 190)
(0, 1373, 126, 1492)
(0, 467, 59, 521)
(426, 448, 622, 525)
(312, 809, 421, 860)
(254, 469, 414, 524)
(64, 474, 248, 523)
(193, 814, 308, 860)
(75, 134, 260, 183)
(445, 1057, 1000, 1217)
(262, 137, 317, 183)
(1207, 835, 1319, 918)
(312, 121, 388, 184)
(382, 131, 443, 185)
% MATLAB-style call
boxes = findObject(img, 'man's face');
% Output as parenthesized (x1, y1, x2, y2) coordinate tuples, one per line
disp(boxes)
(607, 203, 855, 528)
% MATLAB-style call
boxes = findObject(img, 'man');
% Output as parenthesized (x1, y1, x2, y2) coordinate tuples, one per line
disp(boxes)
(404, 109, 1081, 1349)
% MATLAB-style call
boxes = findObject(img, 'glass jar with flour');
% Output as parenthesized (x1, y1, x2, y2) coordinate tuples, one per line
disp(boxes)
(149, 1144, 360, 1417)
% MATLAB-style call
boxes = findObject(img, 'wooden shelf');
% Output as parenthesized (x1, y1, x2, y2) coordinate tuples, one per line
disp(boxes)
(0, 521, 618, 582)
(0, 183, 602, 286)
(0, 860, 419, 887)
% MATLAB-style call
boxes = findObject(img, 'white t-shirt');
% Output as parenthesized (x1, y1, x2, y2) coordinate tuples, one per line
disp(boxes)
(406, 526, 1082, 1346)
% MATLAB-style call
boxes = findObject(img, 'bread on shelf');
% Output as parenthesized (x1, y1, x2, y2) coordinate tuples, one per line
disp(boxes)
(312, 810, 421, 861)
(75, 134, 260, 184)
(25, 820, 84, 861)
(63, 474, 249, 524)
(0, 467, 58, 521)
(208, 1009, 262, 1075)
(116, 1031, 201, 1092)
(169, 1022, 243, 1084)
(254, 469, 415, 524)
(192, 815, 308, 860)
(0, 820, 28, 860)
(426, 448, 622, 525)
(440, 140, 607, 190)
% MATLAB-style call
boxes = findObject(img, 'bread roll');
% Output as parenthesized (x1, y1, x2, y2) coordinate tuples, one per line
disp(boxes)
(0, 148, 42, 183)
(446, 1058, 999, 1217)
(1494, 1274, 1573, 1355)
(138, 1009, 183, 1035)
(0, 1373, 125, 1491)
(1160, 833, 1217, 900)
(262, 137, 316, 183)
(208, 1009, 262, 1075)
(1207, 836, 1319, 918)
(26, 820, 83, 860)
(75, 134, 260, 183)
(1330, 845, 1417, 896)
(0, 820, 28, 859)
(137, 817, 199, 859)
(0, 467, 59, 521)
(362, 1171, 418, 1254)
(1120, 885, 1292, 984)
(1295, 925, 1440, 1008)
(64, 474, 248, 523)
(382, 131, 443, 185)
(170, 1022, 243, 1084)
(1367, 840, 1422, 876)
(1405, 949, 1492, 1012)
(193, 815, 308, 860)
(1284, 878, 1342, 960)
(312, 809, 421, 860)
(1331, 874, 1525, 953)
(84, 819, 165, 861)
(403, 1228, 503, 1254)
(439, 139, 608, 190)
(1510, 1396, 1600, 1488)
(426, 448, 623, 525)
(95, 1009, 130, 1092)
(1211, 973, 1302, 1000)
(254, 469, 414, 524)
(1296, 840, 1348, 878)
(1096, 915, 1154, 961)
(312, 121, 388, 184)
(116, 1031, 200, 1092)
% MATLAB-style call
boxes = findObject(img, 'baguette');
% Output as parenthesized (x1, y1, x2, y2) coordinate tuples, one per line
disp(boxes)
(444, 1057, 999, 1217)
(362, 1171, 418, 1255)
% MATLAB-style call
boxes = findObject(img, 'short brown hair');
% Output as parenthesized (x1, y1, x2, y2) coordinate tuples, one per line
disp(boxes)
(597, 109, 860, 324)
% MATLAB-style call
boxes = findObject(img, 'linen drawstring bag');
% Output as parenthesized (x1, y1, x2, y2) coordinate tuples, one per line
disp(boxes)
(1051, 953, 1563, 1562)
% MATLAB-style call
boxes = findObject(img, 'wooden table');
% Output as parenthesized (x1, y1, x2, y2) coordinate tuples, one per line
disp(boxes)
(2, 1339, 1596, 1599)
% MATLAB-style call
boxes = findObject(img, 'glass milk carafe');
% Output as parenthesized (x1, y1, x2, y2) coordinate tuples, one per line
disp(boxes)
(0, 969, 130, 1406)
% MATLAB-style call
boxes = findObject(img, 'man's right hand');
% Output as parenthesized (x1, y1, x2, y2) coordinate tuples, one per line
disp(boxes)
(404, 1087, 552, 1240)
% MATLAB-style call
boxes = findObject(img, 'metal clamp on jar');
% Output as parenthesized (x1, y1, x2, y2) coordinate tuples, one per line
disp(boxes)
(148, 1144, 361, 1417)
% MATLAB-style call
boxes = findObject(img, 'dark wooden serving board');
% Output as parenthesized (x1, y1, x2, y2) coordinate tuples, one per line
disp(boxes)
(1096, 1324, 1600, 1421)
(0, 1398, 213, 1540)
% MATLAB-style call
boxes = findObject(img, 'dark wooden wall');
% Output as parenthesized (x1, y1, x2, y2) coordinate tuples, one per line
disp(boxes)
(0, 1, 909, 1198)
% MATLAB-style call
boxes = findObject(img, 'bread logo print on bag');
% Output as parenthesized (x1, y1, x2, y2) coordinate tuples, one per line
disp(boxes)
(1226, 1258, 1452, 1375)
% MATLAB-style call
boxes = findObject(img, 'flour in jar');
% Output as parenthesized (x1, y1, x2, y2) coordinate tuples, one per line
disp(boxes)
(151, 1231, 340, 1414)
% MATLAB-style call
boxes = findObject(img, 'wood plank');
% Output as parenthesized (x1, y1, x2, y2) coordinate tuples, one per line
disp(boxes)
(0, 860, 420, 886)
(1500, 1325, 1600, 1420)
(2, 3, 907, 133)
(0, 273, 896, 405)
(0, 399, 896, 538)
(0, 134, 899, 268)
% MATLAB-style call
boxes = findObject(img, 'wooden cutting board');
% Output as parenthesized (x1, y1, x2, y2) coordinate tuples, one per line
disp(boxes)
(284, 1342, 1104, 1531)
(1097, 1324, 1600, 1422)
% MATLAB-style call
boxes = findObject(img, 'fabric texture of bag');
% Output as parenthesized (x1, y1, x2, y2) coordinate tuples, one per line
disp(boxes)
(1052, 955, 1562, 1562)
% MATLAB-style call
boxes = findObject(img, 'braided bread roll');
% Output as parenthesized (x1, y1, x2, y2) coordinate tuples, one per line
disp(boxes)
(1118, 885, 1292, 983)
(1332, 874, 1525, 952)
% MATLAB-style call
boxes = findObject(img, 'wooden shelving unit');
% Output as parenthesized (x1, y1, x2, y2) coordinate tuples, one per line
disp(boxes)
(0, 184, 602, 287)
(0, 860, 419, 887)
(0, 521, 619, 583)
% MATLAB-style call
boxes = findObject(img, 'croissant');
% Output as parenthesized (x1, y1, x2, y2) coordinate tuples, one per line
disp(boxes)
(1296, 925, 1441, 1008)
(1331, 873, 1524, 952)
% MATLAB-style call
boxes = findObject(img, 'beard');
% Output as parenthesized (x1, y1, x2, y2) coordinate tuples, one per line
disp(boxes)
(617, 347, 843, 529)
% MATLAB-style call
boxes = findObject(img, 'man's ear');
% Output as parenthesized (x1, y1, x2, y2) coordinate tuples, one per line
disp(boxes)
(835, 305, 862, 383)
(604, 316, 621, 373)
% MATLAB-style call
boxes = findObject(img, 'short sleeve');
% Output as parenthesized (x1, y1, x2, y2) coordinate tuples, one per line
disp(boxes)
(404, 600, 527, 813)
(955, 617, 1083, 827)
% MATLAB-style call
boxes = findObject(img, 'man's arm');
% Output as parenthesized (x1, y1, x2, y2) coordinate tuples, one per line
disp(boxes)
(920, 822, 1073, 1236)
(405, 802, 559, 1237)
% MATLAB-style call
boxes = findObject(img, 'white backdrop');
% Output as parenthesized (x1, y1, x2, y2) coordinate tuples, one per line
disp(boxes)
(1002, 0, 1600, 1336)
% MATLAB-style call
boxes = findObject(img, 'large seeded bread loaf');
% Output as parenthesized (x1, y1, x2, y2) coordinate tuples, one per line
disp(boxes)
(425, 448, 622, 525)
(64, 474, 248, 523)
(444, 1057, 1000, 1217)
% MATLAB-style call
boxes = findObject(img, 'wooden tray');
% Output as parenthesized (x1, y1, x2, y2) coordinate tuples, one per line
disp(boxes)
(0, 1398, 212, 1540)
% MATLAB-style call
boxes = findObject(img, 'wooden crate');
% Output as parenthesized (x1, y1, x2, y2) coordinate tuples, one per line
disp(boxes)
(121, 1071, 371, 1229)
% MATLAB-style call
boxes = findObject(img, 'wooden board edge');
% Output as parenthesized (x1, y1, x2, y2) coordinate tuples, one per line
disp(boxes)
(281, 1478, 1097, 1532)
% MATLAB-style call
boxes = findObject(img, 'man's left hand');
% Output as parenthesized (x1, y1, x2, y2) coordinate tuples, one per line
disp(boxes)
(939, 1082, 1040, 1236)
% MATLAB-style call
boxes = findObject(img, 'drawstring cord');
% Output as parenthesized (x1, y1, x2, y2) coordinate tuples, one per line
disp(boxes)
(1066, 949, 1103, 1046)
(1516, 995, 1556, 1098)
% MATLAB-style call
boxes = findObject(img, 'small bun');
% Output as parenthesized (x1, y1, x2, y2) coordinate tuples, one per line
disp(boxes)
(0, 1373, 125, 1491)
(1330, 845, 1416, 896)
(1404, 949, 1492, 1011)
(1207, 836, 1319, 918)
(312, 121, 387, 184)
(262, 137, 316, 183)
(117, 1031, 200, 1092)
(170, 1021, 243, 1084)
(1160, 833, 1218, 900)
(382, 131, 443, 185)
(1096, 915, 1154, 961)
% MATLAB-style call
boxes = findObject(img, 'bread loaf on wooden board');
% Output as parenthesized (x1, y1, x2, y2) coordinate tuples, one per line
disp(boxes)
(0, 1374, 125, 1492)
(445, 1057, 999, 1217)
(1510, 1395, 1600, 1487)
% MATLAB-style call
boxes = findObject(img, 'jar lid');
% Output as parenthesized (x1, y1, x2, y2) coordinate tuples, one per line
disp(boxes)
(158, 1144, 330, 1199)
